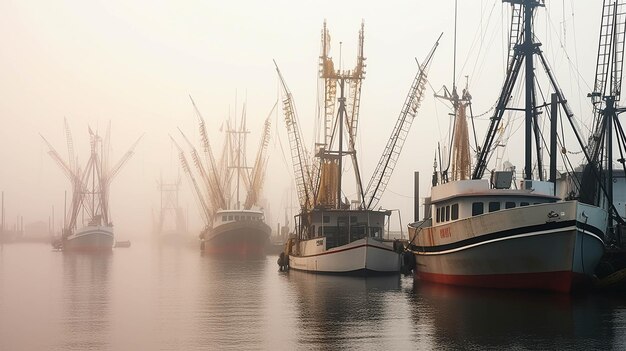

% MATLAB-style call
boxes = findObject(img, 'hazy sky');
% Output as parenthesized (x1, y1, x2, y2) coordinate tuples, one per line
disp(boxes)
(0, 1, 605, 236)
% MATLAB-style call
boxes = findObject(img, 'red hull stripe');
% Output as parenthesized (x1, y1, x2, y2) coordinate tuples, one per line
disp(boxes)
(298, 243, 395, 258)
(416, 270, 592, 293)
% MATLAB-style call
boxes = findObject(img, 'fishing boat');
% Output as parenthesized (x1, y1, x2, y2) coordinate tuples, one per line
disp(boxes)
(153, 176, 190, 244)
(200, 209, 270, 255)
(42, 120, 141, 252)
(175, 97, 272, 257)
(276, 22, 440, 274)
(62, 220, 114, 251)
(286, 207, 405, 274)
(407, 0, 610, 293)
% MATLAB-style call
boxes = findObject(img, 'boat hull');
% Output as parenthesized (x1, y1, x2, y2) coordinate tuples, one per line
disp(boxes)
(202, 220, 271, 257)
(409, 201, 606, 292)
(63, 226, 114, 252)
(289, 237, 401, 275)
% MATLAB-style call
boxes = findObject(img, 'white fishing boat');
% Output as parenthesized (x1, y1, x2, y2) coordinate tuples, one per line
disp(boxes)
(276, 22, 441, 274)
(408, 0, 612, 292)
(287, 208, 402, 274)
(63, 222, 114, 252)
(408, 179, 607, 292)
(42, 120, 141, 252)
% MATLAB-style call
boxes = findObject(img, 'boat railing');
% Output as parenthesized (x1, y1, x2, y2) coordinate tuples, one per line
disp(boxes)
(407, 218, 431, 253)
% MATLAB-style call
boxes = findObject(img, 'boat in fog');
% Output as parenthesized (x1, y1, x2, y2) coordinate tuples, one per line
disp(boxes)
(153, 176, 190, 245)
(42, 120, 141, 252)
(275, 22, 440, 274)
(174, 97, 272, 257)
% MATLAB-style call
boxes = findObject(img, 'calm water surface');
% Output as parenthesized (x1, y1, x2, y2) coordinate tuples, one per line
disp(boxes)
(1, 242, 625, 350)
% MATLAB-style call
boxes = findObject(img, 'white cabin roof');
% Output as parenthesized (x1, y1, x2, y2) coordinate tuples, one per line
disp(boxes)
(431, 179, 558, 204)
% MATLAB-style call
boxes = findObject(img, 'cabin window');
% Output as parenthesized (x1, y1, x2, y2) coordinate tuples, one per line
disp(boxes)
(451, 204, 459, 220)
(505, 202, 516, 209)
(323, 216, 330, 223)
(488, 202, 500, 212)
(520, 202, 529, 207)
(324, 227, 337, 249)
(472, 202, 484, 216)
(351, 225, 366, 241)
(235, 216, 240, 221)
(222, 216, 227, 221)
(445, 206, 450, 221)
(370, 227, 382, 239)
(228, 216, 233, 221)
(436, 208, 441, 223)
(439, 207, 445, 222)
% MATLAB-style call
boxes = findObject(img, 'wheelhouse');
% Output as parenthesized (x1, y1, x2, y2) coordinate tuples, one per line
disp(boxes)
(430, 179, 558, 225)
(295, 209, 391, 250)
(215, 210, 266, 225)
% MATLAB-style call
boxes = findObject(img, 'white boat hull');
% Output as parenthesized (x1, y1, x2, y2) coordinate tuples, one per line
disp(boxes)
(409, 201, 606, 292)
(289, 237, 401, 274)
(63, 225, 114, 252)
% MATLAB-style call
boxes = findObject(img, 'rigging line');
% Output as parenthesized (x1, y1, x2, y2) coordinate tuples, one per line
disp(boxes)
(615, 119, 626, 176)
(467, 0, 499, 88)
(443, 107, 457, 174)
(568, 0, 586, 123)
(458, 0, 493, 82)
(544, 6, 594, 94)
(273, 87, 291, 173)
(501, 3, 507, 76)
(454, 0, 457, 89)
(385, 188, 414, 199)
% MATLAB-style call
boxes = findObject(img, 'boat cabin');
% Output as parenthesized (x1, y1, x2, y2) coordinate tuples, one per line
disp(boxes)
(296, 209, 391, 250)
(215, 210, 265, 225)
(430, 178, 558, 225)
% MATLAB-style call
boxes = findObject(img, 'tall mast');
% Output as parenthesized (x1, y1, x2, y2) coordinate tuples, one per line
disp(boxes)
(236, 121, 241, 210)
(473, 0, 547, 181)
(434, 0, 472, 183)
(523, 1, 537, 181)
(337, 79, 346, 209)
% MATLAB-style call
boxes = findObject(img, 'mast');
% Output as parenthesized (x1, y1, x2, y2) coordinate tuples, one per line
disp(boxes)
(434, 0, 472, 183)
(337, 78, 346, 209)
(587, 0, 626, 239)
(523, 1, 536, 181)
(236, 120, 241, 210)
(473, 0, 546, 181)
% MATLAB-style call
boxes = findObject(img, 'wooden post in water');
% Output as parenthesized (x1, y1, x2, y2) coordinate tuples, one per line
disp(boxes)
(1, 191, 3, 247)
(414, 172, 420, 222)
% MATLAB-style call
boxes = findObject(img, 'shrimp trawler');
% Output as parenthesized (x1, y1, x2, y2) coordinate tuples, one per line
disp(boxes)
(407, 0, 615, 293)
(153, 176, 189, 244)
(174, 97, 272, 257)
(42, 120, 141, 252)
(276, 22, 441, 274)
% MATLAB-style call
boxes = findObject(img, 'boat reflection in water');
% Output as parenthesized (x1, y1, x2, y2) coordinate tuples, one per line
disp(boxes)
(286, 270, 413, 349)
(409, 280, 626, 350)
(60, 251, 112, 350)
(196, 255, 270, 348)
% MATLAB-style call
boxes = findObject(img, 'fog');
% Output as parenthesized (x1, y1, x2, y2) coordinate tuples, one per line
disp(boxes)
(0, 1, 602, 238)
